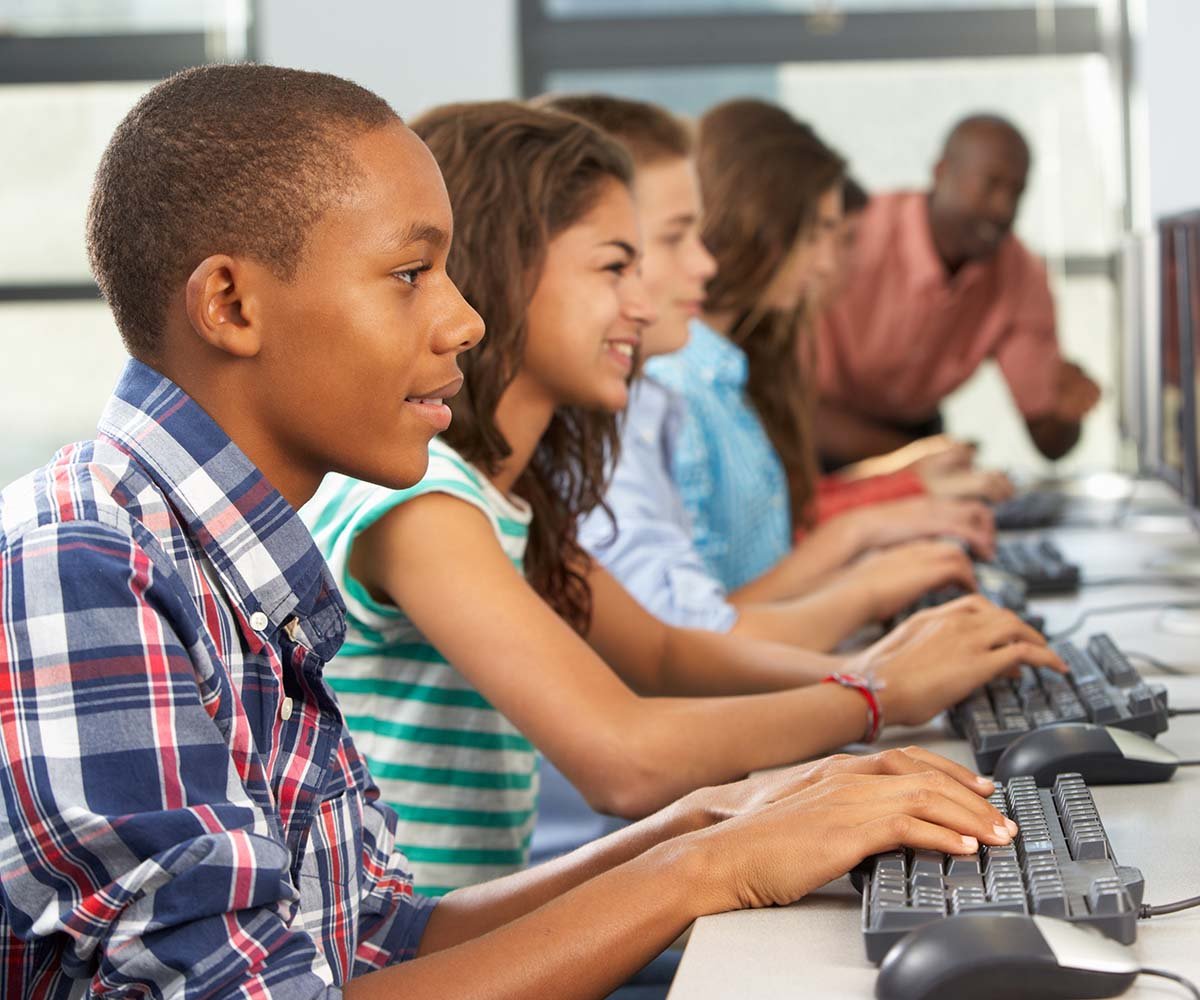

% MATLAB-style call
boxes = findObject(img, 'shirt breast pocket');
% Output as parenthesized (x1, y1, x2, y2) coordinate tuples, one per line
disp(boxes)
(296, 783, 364, 981)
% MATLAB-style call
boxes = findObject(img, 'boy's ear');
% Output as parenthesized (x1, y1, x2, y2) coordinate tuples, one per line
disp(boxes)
(183, 254, 263, 358)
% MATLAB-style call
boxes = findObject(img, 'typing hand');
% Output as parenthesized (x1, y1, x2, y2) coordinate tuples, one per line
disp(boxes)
(1052, 360, 1101, 424)
(850, 595, 1066, 727)
(841, 496, 996, 560)
(685, 745, 997, 824)
(835, 539, 977, 622)
(907, 436, 977, 477)
(921, 467, 1016, 503)
(691, 755, 1017, 913)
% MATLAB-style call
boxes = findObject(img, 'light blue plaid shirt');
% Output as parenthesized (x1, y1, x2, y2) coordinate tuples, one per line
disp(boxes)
(642, 319, 791, 593)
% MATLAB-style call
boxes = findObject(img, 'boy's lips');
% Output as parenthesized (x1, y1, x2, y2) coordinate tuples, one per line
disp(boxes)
(404, 375, 463, 432)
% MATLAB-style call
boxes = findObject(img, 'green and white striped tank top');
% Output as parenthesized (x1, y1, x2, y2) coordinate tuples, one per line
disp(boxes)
(303, 438, 536, 895)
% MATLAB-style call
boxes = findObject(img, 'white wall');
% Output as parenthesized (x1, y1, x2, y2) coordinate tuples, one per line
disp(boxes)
(256, 0, 519, 119)
(1141, 0, 1200, 219)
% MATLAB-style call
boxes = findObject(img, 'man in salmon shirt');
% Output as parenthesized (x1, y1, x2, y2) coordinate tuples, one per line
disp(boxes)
(815, 113, 1101, 468)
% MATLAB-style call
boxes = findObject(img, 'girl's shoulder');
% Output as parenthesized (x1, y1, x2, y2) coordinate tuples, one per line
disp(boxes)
(302, 439, 529, 555)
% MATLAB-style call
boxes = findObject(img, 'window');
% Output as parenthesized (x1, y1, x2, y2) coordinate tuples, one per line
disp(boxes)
(0, 2, 250, 485)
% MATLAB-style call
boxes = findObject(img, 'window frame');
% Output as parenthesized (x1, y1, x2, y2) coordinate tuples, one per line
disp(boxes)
(0, 9, 255, 303)
(518, 0, 1127, 283)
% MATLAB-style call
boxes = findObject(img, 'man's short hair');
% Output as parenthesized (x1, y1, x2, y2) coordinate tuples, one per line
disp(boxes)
(940, 112, 1029, 164)
(87, 63, 399, 358)
(843, 176, 869, 215)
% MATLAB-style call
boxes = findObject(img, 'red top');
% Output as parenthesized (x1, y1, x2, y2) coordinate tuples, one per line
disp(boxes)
(795, 469, 927, 541)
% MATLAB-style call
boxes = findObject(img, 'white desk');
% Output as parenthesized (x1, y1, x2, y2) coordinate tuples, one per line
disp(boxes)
(670, 500, 1200, 999)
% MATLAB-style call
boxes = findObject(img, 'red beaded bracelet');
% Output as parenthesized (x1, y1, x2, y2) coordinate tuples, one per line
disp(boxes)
(821, 672, 883, 743)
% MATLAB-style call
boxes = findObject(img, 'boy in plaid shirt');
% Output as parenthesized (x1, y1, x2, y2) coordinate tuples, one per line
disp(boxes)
(0, 64, 1022, 999)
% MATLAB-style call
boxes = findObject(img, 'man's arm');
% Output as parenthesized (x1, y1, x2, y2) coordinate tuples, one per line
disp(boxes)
(0, 521, 340, 998)
(348, 747, 1021, 1000)
(1024, 361, 1101, 460)
(815, 398, 925, 465)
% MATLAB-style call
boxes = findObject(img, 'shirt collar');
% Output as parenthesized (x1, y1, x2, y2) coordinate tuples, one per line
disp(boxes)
(906, 191, 951, 290)
(626, 375, 685, 448)
(683, 318, 749, 388)
(97, 359, 346, 659)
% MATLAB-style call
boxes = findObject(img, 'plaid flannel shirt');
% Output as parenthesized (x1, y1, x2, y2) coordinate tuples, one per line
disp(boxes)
(0, 360, 435, 998)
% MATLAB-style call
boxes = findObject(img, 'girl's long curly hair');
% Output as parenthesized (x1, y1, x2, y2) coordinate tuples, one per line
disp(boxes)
(411, 101, 634, 633)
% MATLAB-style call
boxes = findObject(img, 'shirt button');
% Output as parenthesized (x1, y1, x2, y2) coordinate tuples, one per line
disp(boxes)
(249, 611, 269, 631)
(280, 697, 294, 721)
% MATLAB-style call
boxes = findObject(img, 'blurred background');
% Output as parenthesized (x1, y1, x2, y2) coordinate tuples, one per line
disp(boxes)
(2, 0, 1196, 486)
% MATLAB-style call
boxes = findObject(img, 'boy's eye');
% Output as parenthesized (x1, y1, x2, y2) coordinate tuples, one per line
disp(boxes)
(604, 260, 630, 276)
(392, 263, 432, 287)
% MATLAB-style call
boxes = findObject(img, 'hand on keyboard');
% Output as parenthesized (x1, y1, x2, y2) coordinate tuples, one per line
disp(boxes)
(686, 745, 998, 822)
(692, 753, 1018, 913)
(849, 596, 1067, 727)
(921, 468, 1015, 503)
(835, 540, 978, 622)
(837, 496, 997, 561)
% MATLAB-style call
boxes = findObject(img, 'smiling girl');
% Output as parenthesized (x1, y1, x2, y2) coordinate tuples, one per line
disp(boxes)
(301, 100, 1060, 897)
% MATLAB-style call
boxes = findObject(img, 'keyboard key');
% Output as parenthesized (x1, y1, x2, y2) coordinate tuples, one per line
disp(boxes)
(910, 851, 943, 879)
(945, 854, 982, 875)
(1088, 878, 1132, 915)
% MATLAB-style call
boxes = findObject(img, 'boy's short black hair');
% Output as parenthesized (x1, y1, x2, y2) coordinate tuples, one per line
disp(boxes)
(87, 63, 399, 358)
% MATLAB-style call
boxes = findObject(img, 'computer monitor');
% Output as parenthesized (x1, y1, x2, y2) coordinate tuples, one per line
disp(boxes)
(1154, 214, 1192, 499)
(1154, 212, 1200, 634)
(1180, 214, 1200, 523)
(1134, 230, 1163, 478)
(1117, 234, 1147, 462)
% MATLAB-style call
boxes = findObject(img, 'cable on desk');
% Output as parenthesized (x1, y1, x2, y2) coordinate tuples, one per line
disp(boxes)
(1140, 968, 1200, 999)
(1082, 575, 1200, 589)
(1174, 759, 1200, 767)
(1048, 601, 1200, 642)
(1140, 894, 1200, 918)
(1168, 708, 1200, 716)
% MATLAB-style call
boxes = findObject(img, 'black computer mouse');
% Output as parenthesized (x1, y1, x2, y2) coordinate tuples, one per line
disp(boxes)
(993, 723, 1179, 787)
(875, 912, 1138, 1000)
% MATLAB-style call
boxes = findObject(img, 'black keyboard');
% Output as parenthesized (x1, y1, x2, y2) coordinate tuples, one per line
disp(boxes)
(994, 538, 1081, 595)
(993, 492, 1067, 531)
(948, 633, 1169, 773)
(856, 772, 1144, 963)
(898, 580, 1044, 635)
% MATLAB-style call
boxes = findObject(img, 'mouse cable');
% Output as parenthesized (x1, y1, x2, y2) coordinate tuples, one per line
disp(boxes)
(1048, 601, 1200, 642)
(1168, 707, 1200, 716)
(1172, 759, 1200, 767)
(1139, 893, 1200, 918)
(1139, 967, 1200, 999)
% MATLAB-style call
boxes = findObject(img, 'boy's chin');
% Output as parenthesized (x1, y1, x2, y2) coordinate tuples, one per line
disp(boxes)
(350, 450, 431, 491)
